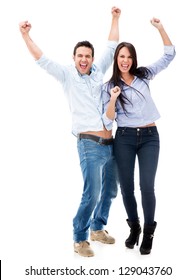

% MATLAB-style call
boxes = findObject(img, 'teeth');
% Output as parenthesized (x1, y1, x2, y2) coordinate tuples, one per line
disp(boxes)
(80, 64, 87, 69)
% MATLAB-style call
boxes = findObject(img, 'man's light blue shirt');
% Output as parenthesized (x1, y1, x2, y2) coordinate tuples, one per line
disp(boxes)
(36, 41, 118, 136)
(102, 45, 176, 130)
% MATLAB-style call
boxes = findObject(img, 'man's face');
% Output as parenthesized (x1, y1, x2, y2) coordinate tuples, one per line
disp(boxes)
(73, 46, 94, 75)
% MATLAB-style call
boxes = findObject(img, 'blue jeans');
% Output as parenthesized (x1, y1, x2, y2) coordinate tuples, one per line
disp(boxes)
(114, 126, 160, 225)
(73, 138, 118, 242)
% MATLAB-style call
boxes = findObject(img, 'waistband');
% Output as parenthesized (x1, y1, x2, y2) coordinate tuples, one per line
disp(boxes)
(78, 134, 113, 145)
(117, 126, 157, 132)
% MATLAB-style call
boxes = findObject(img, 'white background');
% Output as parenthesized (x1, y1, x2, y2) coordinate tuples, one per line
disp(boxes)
(0, 0, 195, 279)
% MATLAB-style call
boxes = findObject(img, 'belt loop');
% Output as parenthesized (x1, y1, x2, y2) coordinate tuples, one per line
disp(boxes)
(148, 127, 152, 134)
(121, 127, 126, 135)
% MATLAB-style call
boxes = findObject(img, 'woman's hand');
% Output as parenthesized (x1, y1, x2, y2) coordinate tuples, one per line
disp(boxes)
(110, 86, 121, 100)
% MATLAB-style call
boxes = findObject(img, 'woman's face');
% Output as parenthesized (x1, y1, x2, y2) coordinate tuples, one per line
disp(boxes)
(117, 46, 133, 74)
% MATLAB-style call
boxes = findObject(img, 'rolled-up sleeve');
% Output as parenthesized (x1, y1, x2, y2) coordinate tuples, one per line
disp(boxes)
(36, 55, 67, 83)
(102, 112, 116, 131)
(96, 41, 118, 75)
(147, 45, 176, 79)
(164, 45, 176, 55)
(101, 83, 116, 130)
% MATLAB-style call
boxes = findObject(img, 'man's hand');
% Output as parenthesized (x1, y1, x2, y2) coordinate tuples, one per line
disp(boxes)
(19, 21, 32, 35)
(19, 20, 43, 60)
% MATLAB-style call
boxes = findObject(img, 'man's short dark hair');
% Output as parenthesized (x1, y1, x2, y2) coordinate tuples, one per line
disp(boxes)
(73, 41, 94, 57)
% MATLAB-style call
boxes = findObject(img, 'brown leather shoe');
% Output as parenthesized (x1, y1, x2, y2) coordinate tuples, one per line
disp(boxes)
(90, 230, 115, 244)
(74, 241, 94, 257)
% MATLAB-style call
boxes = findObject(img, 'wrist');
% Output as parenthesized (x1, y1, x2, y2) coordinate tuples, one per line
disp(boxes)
(111, 94, 118, 101)
(22, 32, 30, 38)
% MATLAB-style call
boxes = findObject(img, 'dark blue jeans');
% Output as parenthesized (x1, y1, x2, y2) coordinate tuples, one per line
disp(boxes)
(114, 126, 160, 225)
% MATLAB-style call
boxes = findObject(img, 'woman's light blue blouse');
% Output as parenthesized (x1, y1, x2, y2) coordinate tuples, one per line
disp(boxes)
(102, 45, 176, 130)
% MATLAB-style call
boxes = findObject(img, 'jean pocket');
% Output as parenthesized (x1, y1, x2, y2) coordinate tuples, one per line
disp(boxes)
(116, 128, 126, 137)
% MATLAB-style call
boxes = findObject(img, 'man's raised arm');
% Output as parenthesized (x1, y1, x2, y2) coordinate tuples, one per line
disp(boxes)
(19, 21, 43, 60)
(108, 6, 121, 42)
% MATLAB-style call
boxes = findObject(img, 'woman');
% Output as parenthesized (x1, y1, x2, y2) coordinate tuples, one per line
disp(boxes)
(102, 18, 176, 255)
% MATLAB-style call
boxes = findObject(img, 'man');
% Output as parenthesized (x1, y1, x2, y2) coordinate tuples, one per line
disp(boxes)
(19, 6, 121, 257)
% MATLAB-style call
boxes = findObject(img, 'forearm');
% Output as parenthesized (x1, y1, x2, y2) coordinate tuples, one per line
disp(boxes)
(106, 97, 117, 120)
(158, 26, 172, 46)
(108, 17, 119, 42)
(22, 33, 43, 60)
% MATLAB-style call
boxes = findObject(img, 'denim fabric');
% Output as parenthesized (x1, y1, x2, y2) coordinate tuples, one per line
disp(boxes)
(114, 126, 160, 225)
(73, 138, 118, 242)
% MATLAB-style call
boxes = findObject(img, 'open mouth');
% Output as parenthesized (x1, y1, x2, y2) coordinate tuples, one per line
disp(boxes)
(80, 63, 87, 70)
(121, 64, 129, 70)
